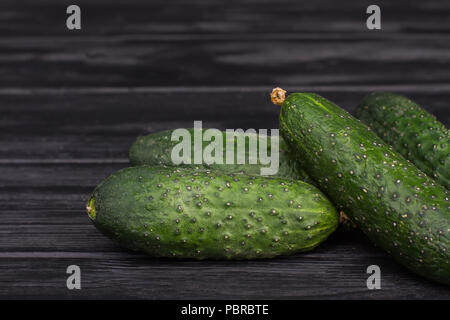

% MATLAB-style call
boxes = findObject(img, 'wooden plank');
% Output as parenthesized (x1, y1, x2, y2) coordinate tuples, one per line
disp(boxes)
(2, 0, 450, 38)
(1, 36, 450, 87)
(0, 224, 121, 252)
(1, 234, 449, 299)
(0, 91, 448, 162)
(0, 188, 91, 210)
(0, 163, 125, 187)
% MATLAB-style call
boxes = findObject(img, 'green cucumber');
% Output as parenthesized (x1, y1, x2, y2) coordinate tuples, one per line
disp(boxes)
(129, 128, 313, 183)
(86, 166, 338, 259)
(273, 89, 450, 284)
(356, 92, 449, 189)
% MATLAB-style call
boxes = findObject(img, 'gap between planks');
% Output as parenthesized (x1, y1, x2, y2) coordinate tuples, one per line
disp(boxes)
(4, 33, 450, 43)
(0, 159, 129, 164)
(0, 251, 134, 259)
(2, 84, 450, 95)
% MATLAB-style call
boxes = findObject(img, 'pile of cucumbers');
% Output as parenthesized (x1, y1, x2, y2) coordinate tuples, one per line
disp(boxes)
(87, 89, 449, 285)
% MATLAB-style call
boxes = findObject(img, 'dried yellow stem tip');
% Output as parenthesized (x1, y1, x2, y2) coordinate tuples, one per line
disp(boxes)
(270, 87, 287, 106)
(86, 198, 96, 220)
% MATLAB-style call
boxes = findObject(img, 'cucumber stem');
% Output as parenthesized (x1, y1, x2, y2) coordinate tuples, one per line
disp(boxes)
(270, 87, 286, 106)
(339, 210, 357, 228)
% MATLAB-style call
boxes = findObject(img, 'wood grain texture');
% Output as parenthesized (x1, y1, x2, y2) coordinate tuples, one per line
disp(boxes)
(1, 0, 450, 88)
(1, 233, 449, 299)
(4, 0, 450, 36)
(0, 91, 447, 161)
(2, 37, 450, 88)
(0, 0, 449, 299)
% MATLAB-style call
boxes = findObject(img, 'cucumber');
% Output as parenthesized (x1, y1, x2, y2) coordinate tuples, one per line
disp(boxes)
(356, 92, 449, 189)
(129, 128, 313, 183)
(86, 166, 338, 260)
(272, 88, 450, 284)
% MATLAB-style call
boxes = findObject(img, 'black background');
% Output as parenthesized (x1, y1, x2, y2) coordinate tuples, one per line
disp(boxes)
(1, 0, 449, 299)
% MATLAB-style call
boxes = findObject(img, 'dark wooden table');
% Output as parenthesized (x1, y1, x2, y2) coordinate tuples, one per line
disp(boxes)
(1, 0, 449, 299)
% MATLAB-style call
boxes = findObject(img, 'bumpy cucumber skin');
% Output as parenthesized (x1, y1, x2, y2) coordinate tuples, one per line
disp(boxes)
(87, 166, 338, 260)
(280, 93, 450, 284)
(356, 92, 450, 189)
(129, 129, 313, 184)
